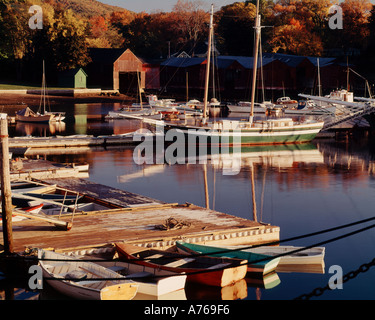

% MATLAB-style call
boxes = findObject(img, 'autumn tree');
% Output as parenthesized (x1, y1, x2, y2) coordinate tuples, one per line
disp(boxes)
(171, 0, 209, 55)
(267, 0, 334, 56)
(0, 1, 32, 62)
(109, 10, 135, 26)
(86, 15, 124, 48)
(268, 17, 323, 56)
(32, 4, 90, 71)
(340, 0, 372, 50)
(215, 2, 257, 56)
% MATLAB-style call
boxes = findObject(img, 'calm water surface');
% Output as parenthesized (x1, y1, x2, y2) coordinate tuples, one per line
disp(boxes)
(2, 103, 375, 300)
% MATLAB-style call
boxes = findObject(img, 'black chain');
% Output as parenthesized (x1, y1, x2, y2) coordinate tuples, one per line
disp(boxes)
(294, 257, 375, 300)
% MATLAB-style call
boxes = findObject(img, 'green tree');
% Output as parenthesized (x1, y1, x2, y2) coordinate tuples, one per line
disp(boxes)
(215, 2, 257, 56)
(0, 0, 32, 60)
(30, 3, 90, 72)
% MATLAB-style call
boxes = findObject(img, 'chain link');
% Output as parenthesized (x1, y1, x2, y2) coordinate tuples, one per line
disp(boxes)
(294, 257, 375, 300)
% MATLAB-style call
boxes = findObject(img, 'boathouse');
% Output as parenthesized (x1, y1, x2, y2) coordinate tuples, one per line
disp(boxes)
(86, 48, 160, 93)
(159, 53, 356, 98)
(263, 53, 351, 91)
(159, 55, 294, 98)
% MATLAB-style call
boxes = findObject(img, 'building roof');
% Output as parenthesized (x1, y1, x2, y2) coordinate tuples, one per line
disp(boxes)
(88, 48, 126, 64)
(161, 57, 206, 68)
(59, 67, 88, 77)
(161, 56, 277, 70)
(263, 53, 337, 68)
(218, 56, 275, 69)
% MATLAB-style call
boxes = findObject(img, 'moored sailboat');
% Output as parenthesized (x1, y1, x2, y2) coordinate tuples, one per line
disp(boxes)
(16, 61, 65, 123)
(149, 3, 324, 145)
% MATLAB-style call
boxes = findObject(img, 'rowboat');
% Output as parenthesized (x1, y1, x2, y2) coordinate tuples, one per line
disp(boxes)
(114, 243, 247, 287)
(96, 260, 187, 297)
(38, 249, 138, 300)
(226, 245, 326, 265)
(11, 184, 57, 194)
(176, 241, 280, 275)
(0, 203, 44, 222)
(21, 192, 80, 204)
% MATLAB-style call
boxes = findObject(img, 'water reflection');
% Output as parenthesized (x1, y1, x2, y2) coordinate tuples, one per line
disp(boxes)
(15, 122, 66, 137)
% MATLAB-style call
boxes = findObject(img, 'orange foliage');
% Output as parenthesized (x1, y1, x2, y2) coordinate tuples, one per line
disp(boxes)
(89, 16, 108, 38)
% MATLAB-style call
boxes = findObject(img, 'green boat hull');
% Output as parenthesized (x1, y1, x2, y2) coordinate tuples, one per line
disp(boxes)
(176, 241, 280, 275)
(165, 122, 323, 146)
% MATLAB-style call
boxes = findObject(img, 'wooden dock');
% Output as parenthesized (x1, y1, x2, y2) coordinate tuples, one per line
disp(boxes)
(10, 159, 89, 180)
(8, 133, 139, 150)
(1, 177, 280, 254)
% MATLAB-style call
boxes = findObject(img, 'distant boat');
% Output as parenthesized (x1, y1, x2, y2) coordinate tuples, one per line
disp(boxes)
(276, 96, 298, 109)
(283, 100, 336, 115)
(107, 107, 158, 119)
(16, 61, 65, 124)
(146, 94, 179, 111)
(114, 243, 248, 287)
(227, 101, 270, 114)
(176, 241, 280, 275)
(16, 107, 54, 124)
(38, 249, 138, 300)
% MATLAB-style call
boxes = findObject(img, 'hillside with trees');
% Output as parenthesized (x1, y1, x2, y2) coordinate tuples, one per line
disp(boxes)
(52, 0, 128, 17)
(1, 0, 375, 84)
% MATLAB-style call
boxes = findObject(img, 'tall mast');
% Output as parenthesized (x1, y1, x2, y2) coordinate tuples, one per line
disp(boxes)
(203, 4, 214, 123)
(40, 60, 46, 115)
(250, 0, 261, 123)
(317, 58, 323, 106)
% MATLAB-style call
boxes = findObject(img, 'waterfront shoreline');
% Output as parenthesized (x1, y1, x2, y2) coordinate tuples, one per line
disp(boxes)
(0, 92, 133, 106)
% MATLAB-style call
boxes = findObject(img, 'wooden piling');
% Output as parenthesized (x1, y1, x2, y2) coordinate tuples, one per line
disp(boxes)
(0, 114, 13, 254)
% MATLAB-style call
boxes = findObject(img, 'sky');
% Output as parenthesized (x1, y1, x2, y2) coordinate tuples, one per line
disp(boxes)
(101, 0, 375, 13)
(100, 0, 239, 13)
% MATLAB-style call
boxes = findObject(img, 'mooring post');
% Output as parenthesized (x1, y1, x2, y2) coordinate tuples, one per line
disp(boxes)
(0, 113, 13, 254)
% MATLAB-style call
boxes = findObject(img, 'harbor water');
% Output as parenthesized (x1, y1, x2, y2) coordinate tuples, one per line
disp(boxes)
(2, 103, 375, 300)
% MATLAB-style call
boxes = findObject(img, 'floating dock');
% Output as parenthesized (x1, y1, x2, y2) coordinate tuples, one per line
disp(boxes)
(9, 159, 89, 180)
(1, 175, 280, 254)
(9, 133, 138, 150)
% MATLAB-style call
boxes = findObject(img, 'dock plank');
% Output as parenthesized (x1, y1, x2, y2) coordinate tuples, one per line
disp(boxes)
(41, 178, 164, 208)
(1, 204, 279, 253)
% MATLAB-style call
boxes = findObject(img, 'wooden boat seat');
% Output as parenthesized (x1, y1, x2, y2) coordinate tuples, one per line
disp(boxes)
(207, 262, 230, 270)
(145, 254, 164, 260)
(163, 258, 195, 268)
(126, 271, 152, 278)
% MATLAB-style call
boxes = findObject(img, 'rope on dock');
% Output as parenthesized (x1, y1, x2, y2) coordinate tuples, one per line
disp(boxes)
(154, 217, 191, 231)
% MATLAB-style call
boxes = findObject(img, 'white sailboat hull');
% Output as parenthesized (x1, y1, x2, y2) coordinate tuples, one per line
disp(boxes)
(16, 114, 54, 123)
(227, 104, 266, 113)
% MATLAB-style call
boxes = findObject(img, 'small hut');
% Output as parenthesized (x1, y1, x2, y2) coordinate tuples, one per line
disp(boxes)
(58, 68, 88, 89)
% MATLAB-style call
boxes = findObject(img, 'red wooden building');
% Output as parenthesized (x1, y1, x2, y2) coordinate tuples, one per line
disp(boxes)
(86, 48, 160, 93)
